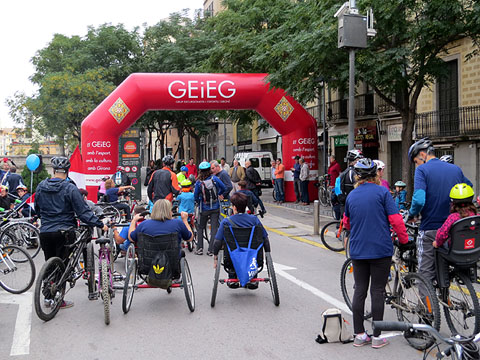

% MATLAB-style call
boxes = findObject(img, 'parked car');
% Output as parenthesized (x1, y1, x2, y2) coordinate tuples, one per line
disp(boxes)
(233, 151, 274, 186)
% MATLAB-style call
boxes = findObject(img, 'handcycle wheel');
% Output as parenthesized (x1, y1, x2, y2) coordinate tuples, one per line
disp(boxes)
(181, 257, 195, 312)
(443, 270, 480, 337)
(0, 222, 41, 260)
(396, 272, 441, 350)
(125, 243, 135, 274)
(86, 242, 97, 298)
(101, 258, 111, 325)
(266, 252, 280, 306)
(0, 245, 36, 294)
(101, 206, 122, 223)
(122, 260, 137, 314)
(34, 257, 66, 322)
(320, 221, 345, 252)
(211, 249, 222, 307)
(340, 258, 372, 319)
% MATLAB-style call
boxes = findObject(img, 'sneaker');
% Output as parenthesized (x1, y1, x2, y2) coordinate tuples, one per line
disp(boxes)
(259, 210, 266, 218)
(372, 336, 389, 349)
(194, 248, 203, 255)
(60, 300, 74, 309)
(206, 251, 213, 256)
(353, 333, 372, 347)
(227, 282, 240, 289)
(246, 282, 259, 290)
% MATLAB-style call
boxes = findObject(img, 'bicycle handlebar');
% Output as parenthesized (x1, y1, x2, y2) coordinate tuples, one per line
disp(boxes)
(373, 321, 412, 332)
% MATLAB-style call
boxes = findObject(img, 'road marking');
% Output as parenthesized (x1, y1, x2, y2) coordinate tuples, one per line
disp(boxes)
(264, 213, 314, 233)
(274, 262, 352, 315)
(0, 292, 32, 356)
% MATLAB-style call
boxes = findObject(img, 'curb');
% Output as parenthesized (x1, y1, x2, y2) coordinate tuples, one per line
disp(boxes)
(263, 200, 313, 214)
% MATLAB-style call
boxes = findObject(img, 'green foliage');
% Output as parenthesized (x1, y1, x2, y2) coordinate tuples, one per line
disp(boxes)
(21, 147, 51, 192)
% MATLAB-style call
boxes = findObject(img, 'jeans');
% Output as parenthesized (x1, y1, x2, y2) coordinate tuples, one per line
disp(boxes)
(197, 209, 220, 252)
(274, 178, 285, 202)
(293, 178, 301, 202)
(352, 256, 391, 337)
(251, 188, 266, 212)
(300, 180, 309, 204)
(417, 230, 437, 284)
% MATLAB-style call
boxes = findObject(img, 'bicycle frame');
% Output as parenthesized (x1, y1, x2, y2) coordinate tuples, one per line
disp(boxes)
(97, 243, 114, 297)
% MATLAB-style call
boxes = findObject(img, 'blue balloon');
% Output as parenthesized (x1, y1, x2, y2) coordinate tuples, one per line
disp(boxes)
(26, 154, 40, 171)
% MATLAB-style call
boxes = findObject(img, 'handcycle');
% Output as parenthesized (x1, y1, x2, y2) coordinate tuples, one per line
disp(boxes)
(340, 239, 441, 350)
(122, 232, 195, 314)
(373, 320, 480, 359)
(210, 223, 280, 307)
(0, 242, 36, 294)
(34, 223, 98, 321)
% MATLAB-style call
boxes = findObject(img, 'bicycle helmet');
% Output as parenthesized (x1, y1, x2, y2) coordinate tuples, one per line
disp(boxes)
(16, 184, 27, 191)
(346, 149, 363, 162)
(198, 161, 210, 170)
(180, 165, 188, 172)
(162, 155, 175, 166)
(394, 181, 406, 187)
(51, 156, 70, 172)
(450, 183, 474, 203)
(408, 138, 433, 162)
(180, 179, 192, 187)
(354, 158, 377, 179)
(373, 159, 385, 170)
(439, 154, 453, 163)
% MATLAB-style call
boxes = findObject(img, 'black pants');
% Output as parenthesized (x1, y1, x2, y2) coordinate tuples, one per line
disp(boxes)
(114, 202, 131, 220)
(352, 257, 391, 337)
(301, 180, 309, 204)
(251, 188, 265, 212)
(40, 230, 76, 262)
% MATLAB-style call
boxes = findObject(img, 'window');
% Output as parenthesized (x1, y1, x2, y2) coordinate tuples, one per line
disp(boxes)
(261, 158, 271, 167)
(438, 59, 459, 136)
(249, 158, 259, 167)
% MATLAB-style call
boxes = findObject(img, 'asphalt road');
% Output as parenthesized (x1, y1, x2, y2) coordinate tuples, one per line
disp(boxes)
(1, 204, 429, 360)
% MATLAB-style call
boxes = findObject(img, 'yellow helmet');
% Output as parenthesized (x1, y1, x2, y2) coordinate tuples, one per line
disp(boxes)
(180, 179, 192, 187)
(450, 183, 474, 203)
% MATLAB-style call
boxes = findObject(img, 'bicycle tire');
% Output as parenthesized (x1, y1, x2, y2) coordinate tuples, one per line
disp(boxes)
(396, 272, 441, 350)
(101, 258, 111, 325)
(0, 222, 41, 260)
(340, 258, 372, 319)
(0, 245, 35, 294)
(101, 206, 122, 223)
(320, 221, 345, 252)
(211, 250, 222, 307)
(125, 243, 135, 274)
(34, 257, 66, 322)
(266, 252, 280, 306)
(444, 270, 480, 337)
(272, 188, 277, 201)
(122, 260, 136, 314)
(181, 257, 195, 312)
(319, 187, 328, 207)
(86, 242, 97, 298)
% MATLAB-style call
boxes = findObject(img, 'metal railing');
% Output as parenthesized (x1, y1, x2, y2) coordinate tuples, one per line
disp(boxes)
(326, 93, 375, 121)
(415, 105, 480, 138)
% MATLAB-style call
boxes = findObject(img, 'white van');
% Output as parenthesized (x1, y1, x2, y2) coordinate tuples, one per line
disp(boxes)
(233, 151, 274, 186)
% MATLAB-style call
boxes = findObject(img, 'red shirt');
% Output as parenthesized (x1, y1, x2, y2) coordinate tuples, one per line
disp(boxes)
(186, 164, 197, 178)
(327, 161, 341, 186)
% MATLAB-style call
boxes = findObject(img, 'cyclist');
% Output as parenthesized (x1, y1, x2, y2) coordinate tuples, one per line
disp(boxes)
(245, 160, 266, 216)
(78, 188, 103, 216)
(114, 205, 147, 251)
(337, 149, 363, 208)
(111, 166, 131, 186)
(15, 185, 35, 217)
(177, 166, 188, 184)
(237, 180, 261, 216)
(393, 181, 407, 211)
(408, 138, 472, 284)
(34, 156, 108, 309)
(342, 158, 408, 349)
(104, 179, 135, 221)
(439, 154, 453, 163)
(177, 179, 195, 214)
(433, 183, 477, 249)
(194, 161, 227, 256)
(0, 185, 13, 210)
(373, 160, 390, 191)
(147, 155, 181, 203)
(211, 160, 233, 200)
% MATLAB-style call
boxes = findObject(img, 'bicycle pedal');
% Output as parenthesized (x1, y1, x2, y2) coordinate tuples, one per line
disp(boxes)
(88, 293, 99, 301)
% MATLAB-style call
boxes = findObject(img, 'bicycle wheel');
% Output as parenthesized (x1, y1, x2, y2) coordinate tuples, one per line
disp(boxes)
(266, 252, 280, 306)
(395, 272, 441, 350)
(122, 260, 136, 314)
(444, 270, 480, 337)
(319, 187, 328, 207)
(101, 258, 111, 325)
(86, 242, 97, 299)
(320, 221, 345, 252)
(0, 222, 41, 260)
(34, 257, 66, 322)
(125, 243, 135, 274)
(101, 206, 122, 223)
(211, 250, 222, 307)
(181, 257, 195, 312)
(272, 187, 277, 201)
(340, 258, 372, 319)
(0, 245, 35, 294)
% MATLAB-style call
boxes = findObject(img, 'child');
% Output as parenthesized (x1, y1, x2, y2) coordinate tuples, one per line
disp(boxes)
(177, 179, 195, 214)
(237, 180, 265, 217)
(434, 183, 477, 249)
(394, 180, 407, 210)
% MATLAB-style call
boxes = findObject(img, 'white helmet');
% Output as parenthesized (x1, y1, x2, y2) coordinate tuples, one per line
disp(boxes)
(373, 160, 385, 170)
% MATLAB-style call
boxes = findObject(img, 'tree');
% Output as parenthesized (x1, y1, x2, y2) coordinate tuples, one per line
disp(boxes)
(21, 145, 51, 192)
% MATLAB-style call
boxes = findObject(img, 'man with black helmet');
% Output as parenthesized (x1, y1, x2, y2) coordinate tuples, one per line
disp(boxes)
(35, 156, 108, 309)
(337, 149, 363, 208)
(147, 155, 180, 203)
(408, 138, 472, 284)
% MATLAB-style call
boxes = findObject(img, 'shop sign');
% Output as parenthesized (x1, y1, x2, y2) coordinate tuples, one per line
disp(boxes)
(333, 135, 348, 147)
(387, 124, 402, 142)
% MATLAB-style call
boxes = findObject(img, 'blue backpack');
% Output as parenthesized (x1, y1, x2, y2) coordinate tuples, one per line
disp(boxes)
(334, 176, 342, 196)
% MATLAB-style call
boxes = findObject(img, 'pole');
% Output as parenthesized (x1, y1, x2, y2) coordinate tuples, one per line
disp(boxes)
(223, 118, 227, 159)
(320, 86, 328, 175)
(313, 200, 319, 235)
(29, 171, 33, 217)
(348, 49, 356, 150)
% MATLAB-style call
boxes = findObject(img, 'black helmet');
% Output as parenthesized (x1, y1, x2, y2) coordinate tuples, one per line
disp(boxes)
(346, 149, 363, 162)
(354, 158, 377, 179)
(408, 138, 433, 162)
(51, 156, 71, 172)
(162, 155, 175, 166)
(439, 154, 453, 163)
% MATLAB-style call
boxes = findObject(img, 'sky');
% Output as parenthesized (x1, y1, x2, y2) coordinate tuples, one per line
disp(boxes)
(0, 0, 201, 128)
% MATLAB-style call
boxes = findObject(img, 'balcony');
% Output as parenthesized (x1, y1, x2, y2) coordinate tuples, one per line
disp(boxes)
(326, 93, 375, 122)
(415, 105, 480, 139)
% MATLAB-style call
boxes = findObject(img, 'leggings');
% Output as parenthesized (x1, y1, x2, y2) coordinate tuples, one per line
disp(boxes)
(352, 256, 391, 337)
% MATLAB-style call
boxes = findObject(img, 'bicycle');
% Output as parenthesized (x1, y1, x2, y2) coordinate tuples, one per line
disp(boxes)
(340, 241, 441, 350)
(0, 242, 36, 294)
(318, 174, 332, 207)
(373, 320, 480, 359)
(0, 208, 41, 259)
(320, 218, 346, 252)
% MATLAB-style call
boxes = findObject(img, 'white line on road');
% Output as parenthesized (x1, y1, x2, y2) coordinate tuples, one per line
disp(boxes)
(0, 292, 32, 356)
(274, 263, 352, 315)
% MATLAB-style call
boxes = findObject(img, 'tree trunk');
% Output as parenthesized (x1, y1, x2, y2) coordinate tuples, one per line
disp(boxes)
(147, 128, 152, 161)
(401, 109, 415, 200)
(190, 131, 202, 164)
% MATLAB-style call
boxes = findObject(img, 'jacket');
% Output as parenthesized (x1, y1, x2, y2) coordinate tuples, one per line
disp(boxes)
(327, 161, 341, 186)
(300, 163, 309, 181)
(147, 168, 180, 203)
(216, 170, 233, 197)
(229, 165, 245, 182)
(245, 166, 261, 190)
(35, 178, 103, 233)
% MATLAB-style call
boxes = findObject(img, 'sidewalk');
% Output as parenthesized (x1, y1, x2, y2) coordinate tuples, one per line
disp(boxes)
(261, 188, 334, 217)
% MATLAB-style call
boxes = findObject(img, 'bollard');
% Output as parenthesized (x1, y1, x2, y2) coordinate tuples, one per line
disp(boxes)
(313, 200, 319, 235)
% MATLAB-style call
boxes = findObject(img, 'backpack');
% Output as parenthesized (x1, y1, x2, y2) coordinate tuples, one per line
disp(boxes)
(201, 178, 218, 208)
(315, 308, 353, 344)
(147, 251, 172, 289)
(334, 176, 342, 196)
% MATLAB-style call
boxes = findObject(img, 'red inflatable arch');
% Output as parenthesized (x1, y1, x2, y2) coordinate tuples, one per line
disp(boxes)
(81, 73, 317, 201)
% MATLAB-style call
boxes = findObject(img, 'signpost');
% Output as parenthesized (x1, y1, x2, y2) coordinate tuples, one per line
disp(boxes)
(119, 128, 142, 200)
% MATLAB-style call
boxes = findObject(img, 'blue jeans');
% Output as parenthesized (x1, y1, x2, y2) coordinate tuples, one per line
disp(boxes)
(301, 180, 309, 204)
(274, 179, 284, 202)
